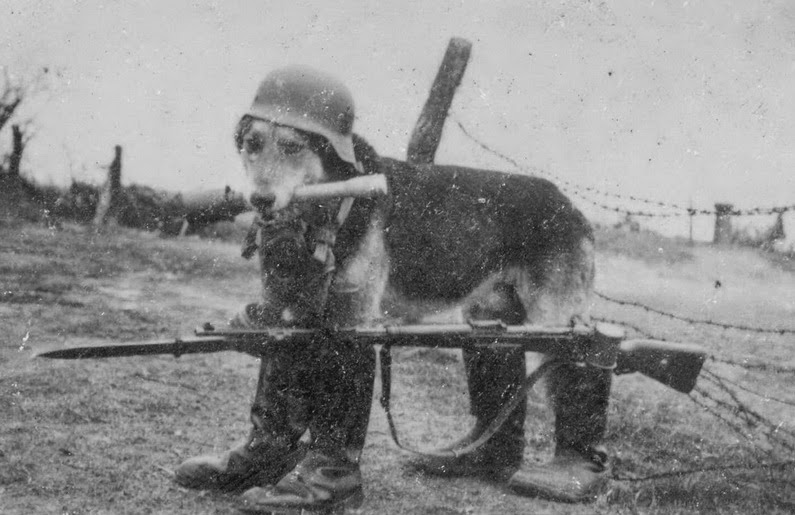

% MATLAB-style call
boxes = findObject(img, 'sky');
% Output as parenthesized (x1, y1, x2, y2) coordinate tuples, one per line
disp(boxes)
(1, 0, 793, 242)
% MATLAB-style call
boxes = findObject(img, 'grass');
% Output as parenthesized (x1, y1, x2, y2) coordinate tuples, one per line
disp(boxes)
(593, 224, 696, 265)
(1, 219, 794, 514)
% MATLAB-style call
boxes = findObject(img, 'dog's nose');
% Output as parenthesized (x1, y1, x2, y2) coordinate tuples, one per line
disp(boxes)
(249, 193, 275, 213)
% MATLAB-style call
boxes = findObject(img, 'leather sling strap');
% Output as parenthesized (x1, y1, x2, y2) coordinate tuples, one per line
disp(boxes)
(378, 344, 562, 457)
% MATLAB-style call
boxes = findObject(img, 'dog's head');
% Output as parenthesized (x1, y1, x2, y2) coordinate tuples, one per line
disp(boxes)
(236, 66, 360, 214)
(236, 117, 327, 212)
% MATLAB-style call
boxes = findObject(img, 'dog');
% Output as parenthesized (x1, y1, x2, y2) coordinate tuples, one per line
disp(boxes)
(225, 68, 612, 509)
(173, 68, 607, 512)
(236, 116, 595, 331)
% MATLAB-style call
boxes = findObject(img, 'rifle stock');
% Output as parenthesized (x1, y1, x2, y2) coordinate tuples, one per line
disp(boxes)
(616, 339, 707, 394)
(36, 323, 706, 394)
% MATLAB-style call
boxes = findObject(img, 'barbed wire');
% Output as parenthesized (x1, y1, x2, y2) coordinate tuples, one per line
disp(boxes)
(597, 318, 795, 405)
(591, 294, 795, 480)
(452, 116, 795, 218)
(592, 318, 795, 481)
(593, 317, 795, 375)
(689, 388, 761, 444)
(451, 112, 795, 483)
(704, 368, 795, 407)
(611, 458, 795, 482)
(609, 372, 795, 482)
(596, 319, 795, 437)
(578, 198, 696, 218)
(703, 372, 765, 430)
(709, 355, 795, 375)
(595, 319, 795, 382)
(728, 205, 795, 217)
(700, 371, 795, 451)
(590, 316, 664, 339)
(595, 291, 795, 335)
(692, 387, 795, 455)
(451, 118, 681, 217)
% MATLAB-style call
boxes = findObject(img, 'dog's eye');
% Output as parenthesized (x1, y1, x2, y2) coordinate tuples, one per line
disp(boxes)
(243, 135, 265, 156)
(278, 140, 305, 156)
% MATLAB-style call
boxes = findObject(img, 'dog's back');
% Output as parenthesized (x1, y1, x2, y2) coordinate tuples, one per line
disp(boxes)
(377, 157, 595, 325)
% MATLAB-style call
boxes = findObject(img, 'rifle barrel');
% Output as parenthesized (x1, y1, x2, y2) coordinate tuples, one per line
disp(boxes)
(34, 323, 706, 393)
(194, 323, 592, 354)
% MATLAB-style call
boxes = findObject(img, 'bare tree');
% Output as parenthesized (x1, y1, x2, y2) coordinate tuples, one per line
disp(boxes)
(7, 122, 36, 177)
(0, 67, 48, 177)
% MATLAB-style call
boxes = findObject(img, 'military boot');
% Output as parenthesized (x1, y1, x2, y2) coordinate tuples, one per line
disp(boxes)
(415, 346, 527, 479)
(174, 439, 307, 493)
(175, 344, 313, 492)
(240, 339, 375, 513)
(508, 363, 612, 503)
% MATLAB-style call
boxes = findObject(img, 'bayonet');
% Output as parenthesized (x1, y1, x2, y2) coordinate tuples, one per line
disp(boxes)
(37, 322, 706, 394)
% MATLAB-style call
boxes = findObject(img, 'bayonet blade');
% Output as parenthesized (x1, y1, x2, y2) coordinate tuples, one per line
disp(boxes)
(36, 336, 231, 359)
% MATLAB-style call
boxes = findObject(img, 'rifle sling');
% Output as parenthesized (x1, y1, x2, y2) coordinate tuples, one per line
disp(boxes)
(378, 344, 562, 458)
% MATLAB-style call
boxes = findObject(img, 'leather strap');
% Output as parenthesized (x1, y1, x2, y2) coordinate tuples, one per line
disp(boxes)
(379, 344, 562, 457)
(311, 197, 354, 270)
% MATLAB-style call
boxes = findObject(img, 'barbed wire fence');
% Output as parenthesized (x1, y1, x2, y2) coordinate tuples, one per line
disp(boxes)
(449, 111, 794, 482)
(593, 273, 795, 480)
(452, 116, 795, 219)
(594, 291, 795, 335)
(592, 304, 795, 481)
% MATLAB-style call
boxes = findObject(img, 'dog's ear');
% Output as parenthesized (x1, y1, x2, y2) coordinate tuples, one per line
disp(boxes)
(233, 115, 254, 152)
(304, 133, 352, 181)
(352, 134, 379, 175)
(307, 132, 378, 181)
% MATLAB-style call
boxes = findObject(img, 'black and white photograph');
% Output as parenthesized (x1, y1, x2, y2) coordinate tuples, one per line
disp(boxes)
(1, 1, 793, 513)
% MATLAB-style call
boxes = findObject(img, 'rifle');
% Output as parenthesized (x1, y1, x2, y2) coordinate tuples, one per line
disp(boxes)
(37, 321, 706, 394)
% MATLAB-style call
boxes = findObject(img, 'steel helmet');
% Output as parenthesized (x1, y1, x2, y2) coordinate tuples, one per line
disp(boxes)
(247, 65, 357, 165)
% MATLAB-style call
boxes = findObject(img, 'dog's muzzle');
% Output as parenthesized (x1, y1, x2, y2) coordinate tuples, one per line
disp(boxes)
(249, 192, 277, 214)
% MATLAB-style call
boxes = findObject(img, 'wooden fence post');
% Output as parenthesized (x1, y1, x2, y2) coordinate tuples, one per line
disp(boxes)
(713, 203, 734, 244)
(8, 124, 23, 177)
(406, 37, 472, 165)
(767, 210, 785, 245)
(93, 145, 123, 226)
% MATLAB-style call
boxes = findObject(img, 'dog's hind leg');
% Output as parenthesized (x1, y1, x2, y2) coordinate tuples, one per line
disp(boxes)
(506, 239, 595, 328)
(505, 241, 612, 503)
(415, 279, 527, 478)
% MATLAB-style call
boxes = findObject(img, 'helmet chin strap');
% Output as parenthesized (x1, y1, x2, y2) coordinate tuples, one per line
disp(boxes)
(302, 156, 363, 270)
(311, 196, 355, 273)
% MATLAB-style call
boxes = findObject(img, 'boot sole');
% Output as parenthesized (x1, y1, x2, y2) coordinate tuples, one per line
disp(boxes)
(175, 468, 264, 492)
(177, 444, 308, 493)
(238, 487, 364, 515)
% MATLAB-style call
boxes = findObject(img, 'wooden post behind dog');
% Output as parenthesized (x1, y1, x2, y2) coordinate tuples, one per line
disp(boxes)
(407, 37, 472, 165)
(93, 145, 123, 226)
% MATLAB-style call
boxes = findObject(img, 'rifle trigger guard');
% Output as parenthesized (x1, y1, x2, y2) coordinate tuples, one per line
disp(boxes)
(586, 323, 624, 370)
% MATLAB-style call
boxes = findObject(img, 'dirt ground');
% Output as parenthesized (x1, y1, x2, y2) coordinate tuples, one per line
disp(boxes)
(1, 220, 794, 514)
